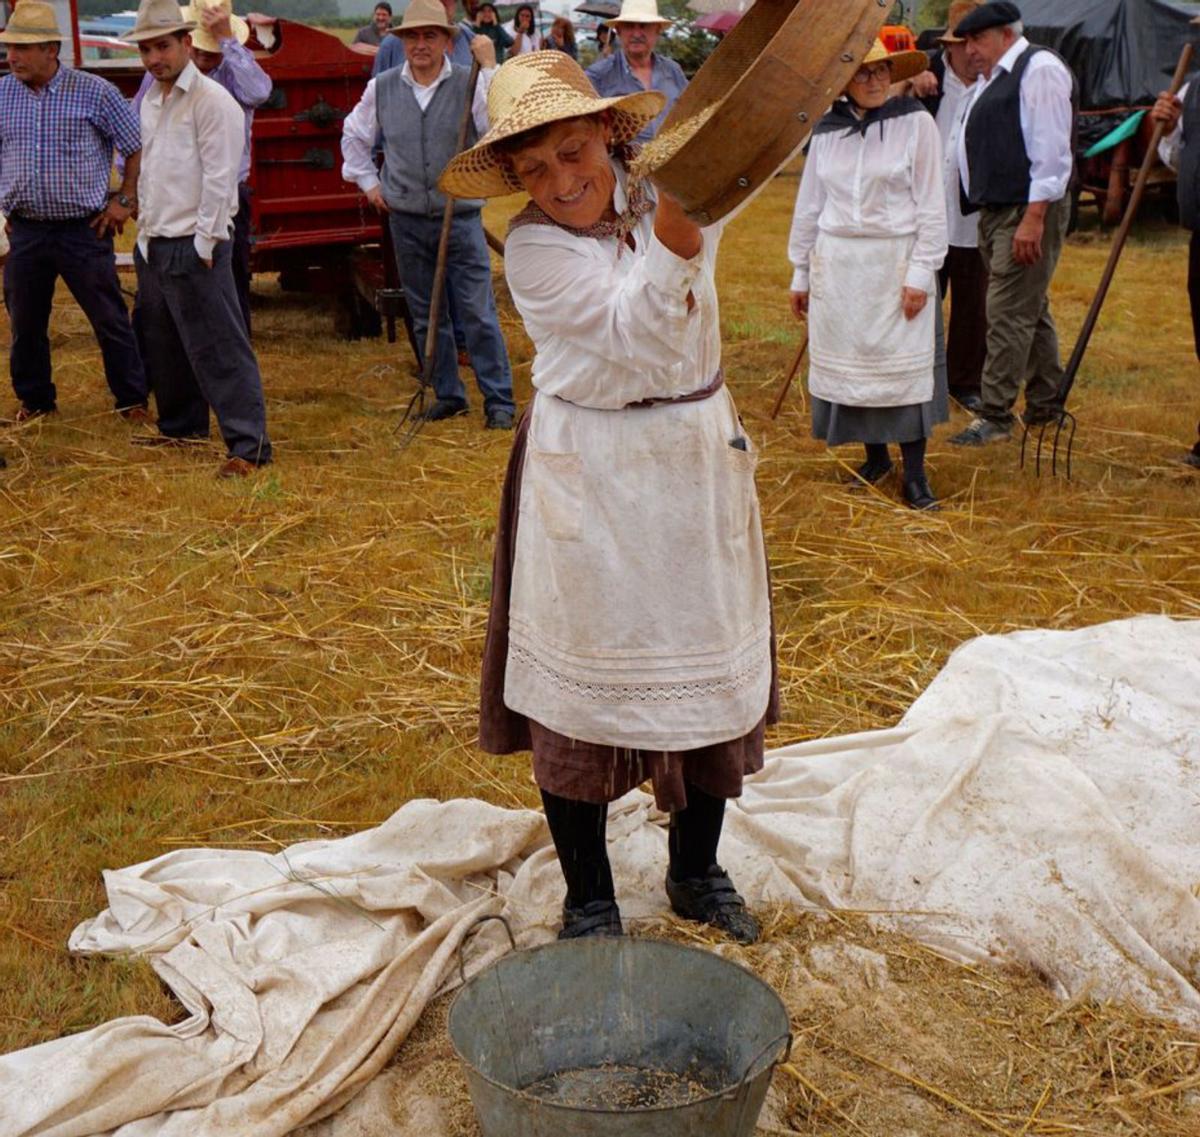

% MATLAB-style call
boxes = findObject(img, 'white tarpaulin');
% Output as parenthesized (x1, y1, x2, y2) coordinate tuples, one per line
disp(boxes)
(3, 615, 1199, 1136)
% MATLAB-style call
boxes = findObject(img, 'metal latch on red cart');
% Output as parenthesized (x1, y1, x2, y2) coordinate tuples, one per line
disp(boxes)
(293, 98, 346, 128)
(259, 148, 336, 170)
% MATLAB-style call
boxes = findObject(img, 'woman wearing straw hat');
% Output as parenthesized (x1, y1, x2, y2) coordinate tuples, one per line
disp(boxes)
(443, 53, 775, 944)
(788, 39, 949, 510)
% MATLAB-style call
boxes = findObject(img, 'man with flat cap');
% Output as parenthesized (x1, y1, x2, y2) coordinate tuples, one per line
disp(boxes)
(0, 0, 149, 424)
(1151, 13, 1200, 471)
(948, 0, 1077, 447)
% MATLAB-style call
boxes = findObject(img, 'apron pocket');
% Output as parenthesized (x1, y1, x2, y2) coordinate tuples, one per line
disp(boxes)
(528, 448, 584, 542)
(725, 439, 759, 537)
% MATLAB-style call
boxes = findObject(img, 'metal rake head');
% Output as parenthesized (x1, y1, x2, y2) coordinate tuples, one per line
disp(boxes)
(1019, 409, 1077, 480)
(394, 383, 429, 450)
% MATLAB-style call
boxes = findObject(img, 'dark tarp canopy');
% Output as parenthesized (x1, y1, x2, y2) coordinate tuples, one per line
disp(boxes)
(1020, 0, 1199, 109)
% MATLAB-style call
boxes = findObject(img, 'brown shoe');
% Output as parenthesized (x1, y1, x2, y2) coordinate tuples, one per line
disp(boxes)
(217, 456, 259, 479)
(119, 404, 153, 423)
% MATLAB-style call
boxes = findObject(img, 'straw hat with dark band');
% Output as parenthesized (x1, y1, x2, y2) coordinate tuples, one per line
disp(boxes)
(938, 0, 983, 44)
(439, 52, 665, 199)
(394, 0, 458, 36)
(121, 0, 197, 42)
(0, 1, 64, 44)
(854, 37, 928, 86)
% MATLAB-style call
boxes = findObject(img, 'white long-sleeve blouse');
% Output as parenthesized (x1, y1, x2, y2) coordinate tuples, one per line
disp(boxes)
(501, 163, 773, 750)
(787, 105, 948, 297)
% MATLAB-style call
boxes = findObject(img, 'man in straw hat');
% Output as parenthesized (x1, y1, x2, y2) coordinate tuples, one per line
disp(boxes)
(124, 0, 273, 477)
(586, 0, 686, 143)
(372, 0, 478, 77)
(911, 0, 988, 415)
(130, 0, 271, 335)
(947, 1, 1077, 448)
(341, 0, 516, 428)
(442, 53, 775, 943)
(1151, 14, 1200, 472)
(0, 0, 150, 424)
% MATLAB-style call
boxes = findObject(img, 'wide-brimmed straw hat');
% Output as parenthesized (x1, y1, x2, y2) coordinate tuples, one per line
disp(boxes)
(183, 0, 250, 51)
(395, 0, 457, 36)
(0, 1, 63, 44)
(939, 0, 983, 44)
(121, 0, 197, 41)
(439, 51, 665, 199)
(853, 36, 929, 86)
(607, 0, 672, 28)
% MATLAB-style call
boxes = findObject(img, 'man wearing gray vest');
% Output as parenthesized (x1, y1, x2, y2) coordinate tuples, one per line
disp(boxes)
(1152, 19, 1200, 471)
(947, 1, 1076, 447)
(341, 0, 515, 427)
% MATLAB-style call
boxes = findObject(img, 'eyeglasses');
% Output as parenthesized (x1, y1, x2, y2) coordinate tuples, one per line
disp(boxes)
(851, 62, 892, 84)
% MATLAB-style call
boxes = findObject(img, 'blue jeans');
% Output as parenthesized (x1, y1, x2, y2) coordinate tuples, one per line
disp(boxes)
(3, 216, 148, 412)
(388, 210, 515, 414)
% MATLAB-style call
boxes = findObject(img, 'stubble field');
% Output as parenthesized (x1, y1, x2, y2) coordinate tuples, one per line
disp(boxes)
(1, 174, 1199, 1133)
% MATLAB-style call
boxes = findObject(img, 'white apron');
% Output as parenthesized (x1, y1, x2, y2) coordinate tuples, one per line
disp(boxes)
(808, 231, 936, 408)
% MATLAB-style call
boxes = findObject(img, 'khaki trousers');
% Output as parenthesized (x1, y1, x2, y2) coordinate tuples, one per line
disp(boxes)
(977, 197, 1070, 426)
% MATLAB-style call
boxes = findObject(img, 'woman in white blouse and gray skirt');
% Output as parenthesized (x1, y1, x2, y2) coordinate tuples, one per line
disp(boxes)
(441, 52, 776, 944)
(788, 40, 949, 510)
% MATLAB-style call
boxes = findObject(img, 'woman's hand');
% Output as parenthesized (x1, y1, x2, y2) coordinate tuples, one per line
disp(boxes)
(790, 291, 809, 320)
(653, 190, 702, 262)
(901, 287, 927, 321)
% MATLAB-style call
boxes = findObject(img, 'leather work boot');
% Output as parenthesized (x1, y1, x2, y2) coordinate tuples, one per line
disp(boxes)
(217, 456, 259, 479)
(666, 865, 760, 944)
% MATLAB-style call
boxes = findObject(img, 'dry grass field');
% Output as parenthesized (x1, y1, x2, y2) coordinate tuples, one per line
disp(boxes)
(1, 174, 1199, 1132)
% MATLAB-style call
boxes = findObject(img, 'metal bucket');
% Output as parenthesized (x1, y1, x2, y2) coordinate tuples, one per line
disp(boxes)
(448, 919, 792, 1136)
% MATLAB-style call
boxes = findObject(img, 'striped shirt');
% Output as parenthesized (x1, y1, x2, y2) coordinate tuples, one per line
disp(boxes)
(0, 66, 141, 221)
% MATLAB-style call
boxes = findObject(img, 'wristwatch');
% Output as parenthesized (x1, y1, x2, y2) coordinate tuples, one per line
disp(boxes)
(114, 192, 134, 209)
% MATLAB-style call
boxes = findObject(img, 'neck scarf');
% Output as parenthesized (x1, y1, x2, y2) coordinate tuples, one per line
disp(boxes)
(813, 95, 924, 140)
(507, 144, 653, 253)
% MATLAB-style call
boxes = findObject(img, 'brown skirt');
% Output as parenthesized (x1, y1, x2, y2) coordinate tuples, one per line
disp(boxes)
(478, 406, 780, 813)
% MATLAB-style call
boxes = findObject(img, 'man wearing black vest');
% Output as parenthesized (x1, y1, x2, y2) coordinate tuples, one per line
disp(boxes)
(340, 0, 516, 428)
(947, 1, 1076, 447)
(1151, 20, 1200, 471)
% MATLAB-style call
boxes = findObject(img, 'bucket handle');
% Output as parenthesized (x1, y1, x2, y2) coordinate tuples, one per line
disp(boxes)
(456, 913, 517, 984)
(729, 1030, 793, 1131)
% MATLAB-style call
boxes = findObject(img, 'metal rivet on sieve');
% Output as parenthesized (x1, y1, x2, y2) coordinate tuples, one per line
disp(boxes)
(796, 111, 808, 122)
(736, 176, 749, 188)
(840, 52, 853, 61)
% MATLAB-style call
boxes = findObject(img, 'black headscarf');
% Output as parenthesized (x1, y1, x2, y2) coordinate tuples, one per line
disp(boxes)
(813, 95, 926, 140)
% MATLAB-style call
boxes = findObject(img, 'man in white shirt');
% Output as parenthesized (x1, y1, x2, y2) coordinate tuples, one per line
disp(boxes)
(947, 1, 1076, 447)
(1152, 28, 1200, 471)
(914, 0, 987, 414)
(123, 0, 272, 478)
(341, 0, 515, 428)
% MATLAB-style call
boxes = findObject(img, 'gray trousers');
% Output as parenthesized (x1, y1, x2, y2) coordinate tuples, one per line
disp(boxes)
(134, 237, 271, 464)
(976, 197, 1070, 427)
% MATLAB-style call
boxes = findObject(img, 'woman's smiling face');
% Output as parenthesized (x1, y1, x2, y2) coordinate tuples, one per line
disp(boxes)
(507, 115, 617, 229)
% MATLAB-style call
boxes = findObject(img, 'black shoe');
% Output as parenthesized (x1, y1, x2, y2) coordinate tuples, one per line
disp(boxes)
(418, 399, 469, 423)
(901, 474, 940, 511)
(0, 453, 6, 468)
(559, 898, 624, 940)
(1023, 406, 1065, 428)
(485, 408, 515, 430)
(950, 391, 983, 415)
(843, 458, 893, 487)
(949, 417, 1012, 447)
(1181, 450, 1200, 471)
(665, 865, 760, 944)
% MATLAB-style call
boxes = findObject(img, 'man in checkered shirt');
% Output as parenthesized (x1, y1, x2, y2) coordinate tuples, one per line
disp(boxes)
(0, 1, 149, 423)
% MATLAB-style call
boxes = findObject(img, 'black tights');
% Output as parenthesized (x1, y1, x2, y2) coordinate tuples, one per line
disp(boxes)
(865, 438, 926, 480)
(541, 783, 727, 908)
